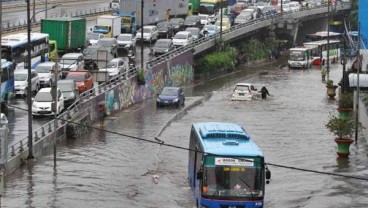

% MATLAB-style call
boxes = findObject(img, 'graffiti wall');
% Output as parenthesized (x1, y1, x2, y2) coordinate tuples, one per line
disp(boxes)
(103, 50, 194, 115)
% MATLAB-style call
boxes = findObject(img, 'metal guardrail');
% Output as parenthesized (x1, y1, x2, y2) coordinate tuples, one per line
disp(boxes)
(7, 2, 352, 159)
(2, 7, 113, 34)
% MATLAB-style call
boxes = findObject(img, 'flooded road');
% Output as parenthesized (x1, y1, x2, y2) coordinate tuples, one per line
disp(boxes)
(3, 57, 368, 207)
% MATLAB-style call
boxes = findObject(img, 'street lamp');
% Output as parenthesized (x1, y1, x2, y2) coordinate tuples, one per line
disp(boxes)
(326, 0, 330, 81)
(140, 0, 144, 71)
(27, 2, 60, 159)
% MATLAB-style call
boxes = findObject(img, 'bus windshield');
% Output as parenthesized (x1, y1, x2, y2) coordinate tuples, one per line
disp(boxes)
(199, 4, 215, 15)
(202, 156, 264, 200)
(289, 51, 305, 61)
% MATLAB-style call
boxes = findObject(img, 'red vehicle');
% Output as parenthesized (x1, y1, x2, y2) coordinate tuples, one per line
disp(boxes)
(65, 71, 94, 93)
(231, 2, 247, 16)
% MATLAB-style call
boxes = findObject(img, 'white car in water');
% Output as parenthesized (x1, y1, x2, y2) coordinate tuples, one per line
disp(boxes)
(231, 83, 259, 101)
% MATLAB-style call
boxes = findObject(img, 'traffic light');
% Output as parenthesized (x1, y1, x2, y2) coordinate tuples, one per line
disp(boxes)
(153, 0, 156, 7)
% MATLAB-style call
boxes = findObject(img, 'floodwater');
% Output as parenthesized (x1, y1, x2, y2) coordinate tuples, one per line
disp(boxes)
(2, 57, 368, 207)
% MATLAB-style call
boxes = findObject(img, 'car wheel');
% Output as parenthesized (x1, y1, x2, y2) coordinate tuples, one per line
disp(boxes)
(176, 102, 180, 108)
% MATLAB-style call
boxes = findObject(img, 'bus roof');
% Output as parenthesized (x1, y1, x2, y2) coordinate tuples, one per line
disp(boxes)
(307, 31, 341, 38)
(289, 47, 315, 51)
(1, 33, 49, 47)
(200, 0, 227, 4)
(192, 122, 264, 157)
(303, 39, 340, 47)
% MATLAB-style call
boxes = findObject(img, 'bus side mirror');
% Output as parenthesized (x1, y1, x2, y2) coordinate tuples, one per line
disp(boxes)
(196, 171, 203, 180)
(266, 167, 271, 184)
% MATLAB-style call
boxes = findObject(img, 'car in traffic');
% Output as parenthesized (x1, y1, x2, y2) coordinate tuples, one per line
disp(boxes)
(86, 32, 103, 46)
(214, 19, 232, 32)
(172, 31, 193, 47)
(184, 15, 201, 28)
(99, 58, 126, 79)
(199, 24, 220, 38)
(34, 61, 61, 87)
(169, 18, 185, 33)
(32, 87, 64, 116)
(156, 86, 185, 108)
(156, 21, 175, 38)
(152, 39, 175, 56)
(59, 53, 84, 78)
(135, 25, 159, 43)
(234, 13, 253, 24)
(185, 27, 201, 40)
(231, 2, 247, 16)
(117, 33, 136, 52)
(96, 38, 118, 58)
(231, 83, 258, 101)
(14, 69, 40, 97)
(198, 14, 210, 25)
(58, 79, 79, 107)
(64, 71, 94, 94)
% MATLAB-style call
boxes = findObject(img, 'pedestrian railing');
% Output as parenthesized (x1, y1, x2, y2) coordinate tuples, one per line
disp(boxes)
(6, 1, 352, 160)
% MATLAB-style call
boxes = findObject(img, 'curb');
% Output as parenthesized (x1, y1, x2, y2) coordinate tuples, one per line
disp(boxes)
(154, 92, 213, 142)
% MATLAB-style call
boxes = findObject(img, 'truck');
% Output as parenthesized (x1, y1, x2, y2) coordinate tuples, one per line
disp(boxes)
(41, 17, 86, 59)
(93, 15, 121, 38)
(114, 0, 189, 35)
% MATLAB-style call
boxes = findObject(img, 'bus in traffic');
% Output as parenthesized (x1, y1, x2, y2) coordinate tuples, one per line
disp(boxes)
(1, 32, 49, 69)
(188, 122, 271, 208)
(0, 59, 15, 107)
(303, 39, 340, 65)
(288, 47, 314, 69)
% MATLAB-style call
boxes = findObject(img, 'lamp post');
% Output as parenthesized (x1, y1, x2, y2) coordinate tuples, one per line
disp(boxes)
(326, 0, 330, 81)
(140, 0, 144, 71)
(26, 3, 60, 159)
(341, 31, 347, 93)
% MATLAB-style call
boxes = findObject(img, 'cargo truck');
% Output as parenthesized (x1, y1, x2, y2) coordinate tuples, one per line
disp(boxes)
(41, 17, 86, 60)
(93, 15, 121, 38)
(114, 0, 189, 35)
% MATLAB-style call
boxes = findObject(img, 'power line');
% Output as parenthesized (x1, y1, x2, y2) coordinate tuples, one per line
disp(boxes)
(7, 104, 368, 182)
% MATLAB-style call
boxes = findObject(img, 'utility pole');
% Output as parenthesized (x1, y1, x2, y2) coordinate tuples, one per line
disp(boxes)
(355, 22, 361, 144)
(326, 0, 330, 81)
(140, 0, 144, 71)
(52, 55, 59, 167)
(27, 0, 34, 159)
(45, 0, 48, 19)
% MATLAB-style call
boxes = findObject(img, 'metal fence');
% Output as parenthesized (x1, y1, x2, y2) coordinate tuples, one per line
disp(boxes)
(6, 1, 352, 160)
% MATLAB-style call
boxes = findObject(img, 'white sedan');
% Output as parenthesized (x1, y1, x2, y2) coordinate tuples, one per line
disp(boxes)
(231, 83, 259, 101)
(99, 58, 126, 79)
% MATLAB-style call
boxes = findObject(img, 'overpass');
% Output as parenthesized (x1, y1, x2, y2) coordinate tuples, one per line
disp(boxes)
(2, 2, 352, 174)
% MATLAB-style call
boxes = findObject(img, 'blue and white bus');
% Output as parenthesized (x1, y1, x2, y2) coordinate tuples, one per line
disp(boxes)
(0, 59, 15, 104)
(188, 122, 271, 208)
(1, 32, 49, 70)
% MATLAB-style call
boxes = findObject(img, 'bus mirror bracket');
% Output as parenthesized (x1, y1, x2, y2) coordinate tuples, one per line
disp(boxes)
(265, 165, 271, 184)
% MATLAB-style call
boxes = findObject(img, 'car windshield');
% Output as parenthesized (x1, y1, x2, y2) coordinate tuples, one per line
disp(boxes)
(86, 33, 100, 41)
(174, 34, 188, 39)
(35, 65, 51, 73)
(34, 91, 53, 102)
(170, 19, 182, 25)
(160, 88, 178, 96)
(14, 73, 27, 81)
(235, 85, 249, 91)
(60, 59, 77, 65)
(58, 83, 74, 92)
(186, 28, 198, 35)
(143, 28, 152, 33)
(65, 73, 84, 81)
(157, 22, 169, 28)
(106, 62, 117, 68)
(83, 47, 99, 56)
(117, 35, 131, 41)
(155, 41, 170, 48)
(204, 25, 216, 31)
(97, 40, 116, 47)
